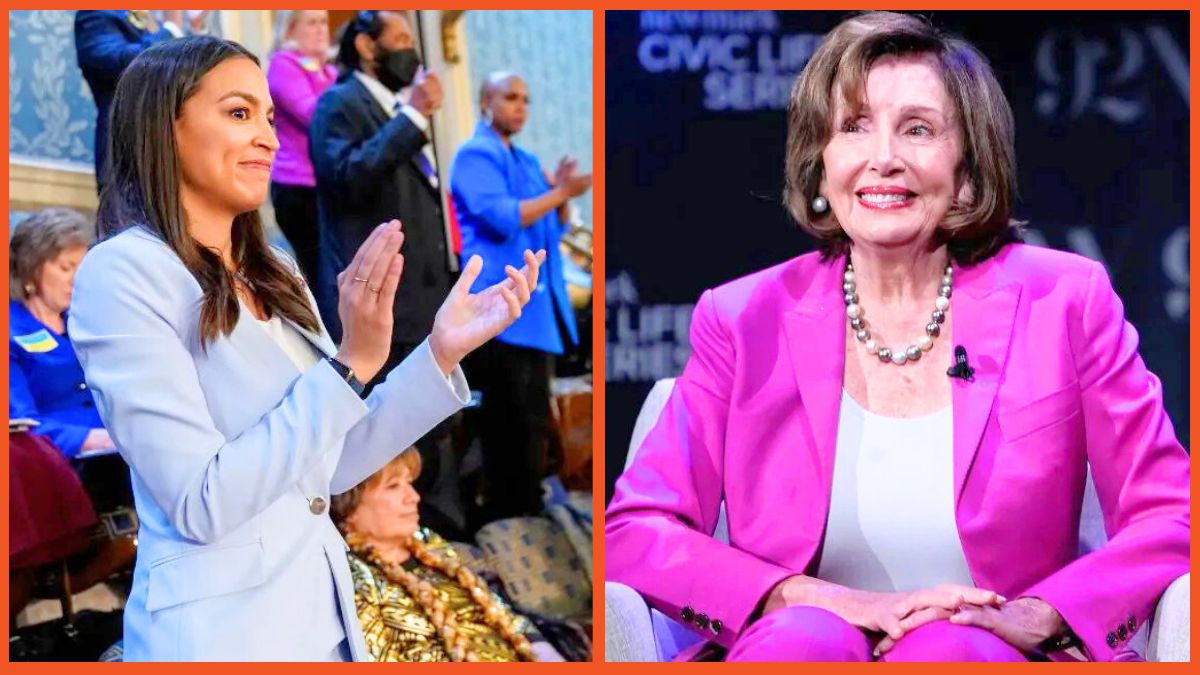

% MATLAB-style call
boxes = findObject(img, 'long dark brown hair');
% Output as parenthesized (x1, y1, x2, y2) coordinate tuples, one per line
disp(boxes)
(98, 36, 319, 345)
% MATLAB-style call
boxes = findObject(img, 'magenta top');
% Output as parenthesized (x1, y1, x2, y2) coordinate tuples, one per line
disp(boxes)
(266, 50, 337, 188)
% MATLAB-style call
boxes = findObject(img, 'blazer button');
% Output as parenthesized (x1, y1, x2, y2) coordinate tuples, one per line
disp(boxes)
(695, 613, 709, 630)
(1116, 624, 1127, 640)
(1127, 616, 1137, 632)
(1106, 632, 1118, 648)
(680, 606, 694, 622)
(710, 619, 723, 635)
(309, 496, 328, 515)
(78, 382, 87, 390)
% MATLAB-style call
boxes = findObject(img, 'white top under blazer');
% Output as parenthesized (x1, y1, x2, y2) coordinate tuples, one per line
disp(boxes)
(817, 391, 975, 592)
(254, 311, 322, 371)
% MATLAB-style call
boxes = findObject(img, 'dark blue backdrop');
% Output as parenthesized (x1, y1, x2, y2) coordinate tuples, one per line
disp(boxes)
(605, 10, 1190, 502)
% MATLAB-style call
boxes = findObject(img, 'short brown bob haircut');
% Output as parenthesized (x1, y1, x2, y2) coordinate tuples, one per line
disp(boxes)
(10, 207, 94, 302)
(331, 446, 422, 526)
(784, 11, 1022, 264)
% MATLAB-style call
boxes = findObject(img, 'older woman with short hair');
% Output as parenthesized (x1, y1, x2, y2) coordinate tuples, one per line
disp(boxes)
(605, 11, 1189, 662)
(9, 207, 113, 459)
(332, 447, 564, 662)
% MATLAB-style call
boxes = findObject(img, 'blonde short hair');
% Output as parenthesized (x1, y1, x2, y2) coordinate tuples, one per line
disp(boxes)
(9, 208, 93, 301)
(784, 11, 1021, 264)
(271, 10, 326, 56)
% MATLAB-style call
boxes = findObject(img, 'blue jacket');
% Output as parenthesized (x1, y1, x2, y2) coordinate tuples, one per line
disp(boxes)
(75, 10, 173, 186)
(450, 122, 578, 354)
(9, 300, 103, 458)
(69, 227, 470, 660)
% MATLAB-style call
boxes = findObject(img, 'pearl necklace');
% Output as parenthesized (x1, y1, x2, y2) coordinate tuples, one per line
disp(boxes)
(843, 260, 952, 365)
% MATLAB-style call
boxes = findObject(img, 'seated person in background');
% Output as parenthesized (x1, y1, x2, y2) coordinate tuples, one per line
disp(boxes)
(332, 447, 563, 662)
(9, 208, 114, 459)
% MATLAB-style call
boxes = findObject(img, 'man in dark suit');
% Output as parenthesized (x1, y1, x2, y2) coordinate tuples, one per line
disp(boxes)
(310, 10, 450, 369)
(75, 10, 207, 190)
(310, 10, 461, 534)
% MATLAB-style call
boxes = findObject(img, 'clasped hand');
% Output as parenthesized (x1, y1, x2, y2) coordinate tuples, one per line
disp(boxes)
(765, 576, 1063, 656)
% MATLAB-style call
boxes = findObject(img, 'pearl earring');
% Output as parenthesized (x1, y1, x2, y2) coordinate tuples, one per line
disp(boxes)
(811, 195, 829, 214)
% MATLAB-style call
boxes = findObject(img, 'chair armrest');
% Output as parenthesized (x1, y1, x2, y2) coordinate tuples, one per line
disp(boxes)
(1148, 573, 1189, 662)
(605, 581, 659, 662)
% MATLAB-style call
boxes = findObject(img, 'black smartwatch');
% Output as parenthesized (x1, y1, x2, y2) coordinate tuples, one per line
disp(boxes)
(326, 357, 366, 398)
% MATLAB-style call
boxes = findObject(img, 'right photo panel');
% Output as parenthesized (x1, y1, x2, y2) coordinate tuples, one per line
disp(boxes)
(604, 9, 1190, 663)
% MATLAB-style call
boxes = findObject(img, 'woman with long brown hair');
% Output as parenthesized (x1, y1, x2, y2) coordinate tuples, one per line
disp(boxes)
(69, 36, 543, 661)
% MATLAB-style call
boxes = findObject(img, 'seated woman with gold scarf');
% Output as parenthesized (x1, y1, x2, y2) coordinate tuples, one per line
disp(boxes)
(331, 448, 564, 662)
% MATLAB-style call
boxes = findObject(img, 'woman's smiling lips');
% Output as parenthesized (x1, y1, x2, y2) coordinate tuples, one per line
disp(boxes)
(856, 185, 916, 210)
(239, 159, 273, 173)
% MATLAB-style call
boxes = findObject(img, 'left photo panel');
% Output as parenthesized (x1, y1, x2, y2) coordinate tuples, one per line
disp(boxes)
(8, 9, 594, 662)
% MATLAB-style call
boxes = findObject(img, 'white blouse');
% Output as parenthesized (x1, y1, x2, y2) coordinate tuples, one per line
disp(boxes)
(816, 390, 975, 592)
(254, 312, 322, 371)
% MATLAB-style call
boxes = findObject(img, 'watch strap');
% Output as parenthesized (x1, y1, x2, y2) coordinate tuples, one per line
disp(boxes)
(326, 357, 366, 398)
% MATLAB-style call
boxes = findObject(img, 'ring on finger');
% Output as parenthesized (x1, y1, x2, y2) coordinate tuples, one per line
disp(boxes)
(368, 285, 381, 293)
(353, 276, 369, 283)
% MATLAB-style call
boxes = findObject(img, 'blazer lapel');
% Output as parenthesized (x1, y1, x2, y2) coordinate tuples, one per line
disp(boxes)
(781, 258, 846, 530)
(281, 315, 337, 359)
(349, 77, 390, 129)
(949, 257, 1020, 507)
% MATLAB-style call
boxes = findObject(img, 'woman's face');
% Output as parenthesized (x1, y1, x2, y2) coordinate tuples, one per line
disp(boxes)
(287, 10, 330, 59)
(347, 463, 422, 545)
(32, 244, 86, 314)
(174, 56, 279, 219)
(820, 53, 967, 251)
(486, 76, 530, 136)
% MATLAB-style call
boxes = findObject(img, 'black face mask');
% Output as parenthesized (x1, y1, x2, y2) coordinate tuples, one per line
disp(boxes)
(373, 46, 421, 92)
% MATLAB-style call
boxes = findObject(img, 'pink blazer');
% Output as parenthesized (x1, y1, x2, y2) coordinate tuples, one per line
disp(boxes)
(605, 244, 1189, 661)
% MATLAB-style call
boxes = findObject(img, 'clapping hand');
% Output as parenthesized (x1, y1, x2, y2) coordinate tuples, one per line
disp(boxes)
(554, 157, 592, 198)
(333, 220, 405, 384)
(428, 249, 546, 375)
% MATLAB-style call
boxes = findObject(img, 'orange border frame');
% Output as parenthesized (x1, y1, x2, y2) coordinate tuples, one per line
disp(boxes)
(0, 2, 1196, 671)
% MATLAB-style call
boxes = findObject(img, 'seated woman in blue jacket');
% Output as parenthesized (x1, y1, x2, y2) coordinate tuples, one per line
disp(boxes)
(9, 207, 114, 459)
(449, 71, 592, 523)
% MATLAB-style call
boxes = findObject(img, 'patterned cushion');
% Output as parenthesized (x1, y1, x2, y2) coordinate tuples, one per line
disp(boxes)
(445, 541, 497, 578)
(475, 517, 591, 621)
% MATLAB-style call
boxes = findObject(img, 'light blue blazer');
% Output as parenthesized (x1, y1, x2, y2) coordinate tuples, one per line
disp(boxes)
(68, 227, 470, 661)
